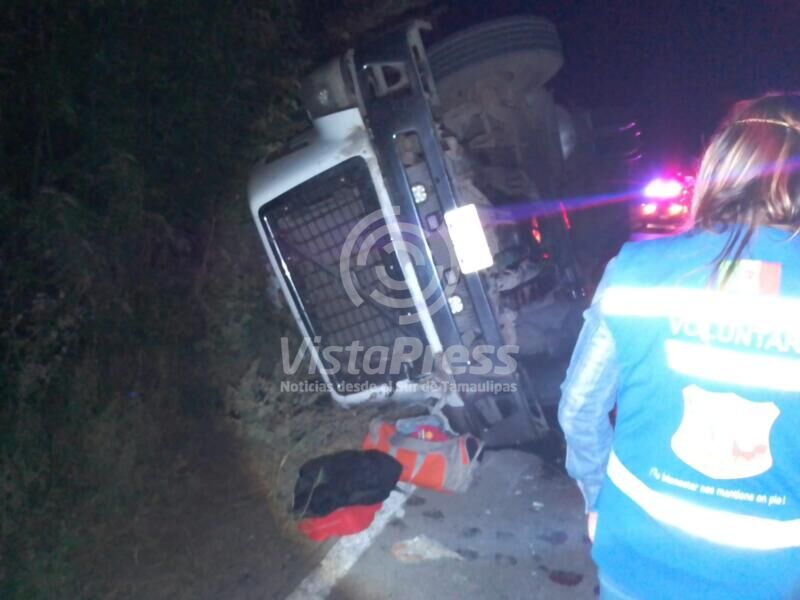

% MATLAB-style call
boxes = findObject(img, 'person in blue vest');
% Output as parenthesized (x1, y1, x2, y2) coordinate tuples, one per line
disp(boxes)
(559, 91, 800, 600)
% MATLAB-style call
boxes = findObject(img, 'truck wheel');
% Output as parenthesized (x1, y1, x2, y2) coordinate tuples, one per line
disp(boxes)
(428, 16, 563, 94)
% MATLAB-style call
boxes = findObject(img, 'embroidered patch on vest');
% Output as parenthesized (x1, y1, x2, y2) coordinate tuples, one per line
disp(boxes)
(717, 259, 782, 295)
(671, 385, 780, 480)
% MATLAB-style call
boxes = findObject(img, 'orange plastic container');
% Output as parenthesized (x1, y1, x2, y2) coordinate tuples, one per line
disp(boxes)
(362, 420, 481, 493)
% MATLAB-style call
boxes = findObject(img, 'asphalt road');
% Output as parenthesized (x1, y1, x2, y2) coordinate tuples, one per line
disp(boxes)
(288, 448, 597, 600)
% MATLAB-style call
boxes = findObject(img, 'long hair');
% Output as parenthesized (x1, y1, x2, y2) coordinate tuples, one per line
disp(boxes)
(692, 92, 800, 283)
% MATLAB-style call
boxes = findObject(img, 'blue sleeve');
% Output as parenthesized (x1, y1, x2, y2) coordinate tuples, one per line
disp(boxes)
(558, 261, 619, 512)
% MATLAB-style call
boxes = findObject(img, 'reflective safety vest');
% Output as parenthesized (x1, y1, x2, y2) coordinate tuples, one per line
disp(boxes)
(592, 226, 800, 599)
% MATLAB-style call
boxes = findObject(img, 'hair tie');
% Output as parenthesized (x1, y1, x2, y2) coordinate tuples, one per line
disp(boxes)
(735, 117, 796, 130)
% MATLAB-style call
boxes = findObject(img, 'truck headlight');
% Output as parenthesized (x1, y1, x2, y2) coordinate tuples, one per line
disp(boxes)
(444, 204, 494, 274)
(667, 202, 687, 216)
(641, 202, 658, 216)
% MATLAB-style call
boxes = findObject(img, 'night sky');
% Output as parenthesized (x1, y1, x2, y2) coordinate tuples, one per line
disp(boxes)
(433, 0, 800, 164)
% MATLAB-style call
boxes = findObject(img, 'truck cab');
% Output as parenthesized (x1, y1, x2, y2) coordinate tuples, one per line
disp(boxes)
(249, 18, 638, 446)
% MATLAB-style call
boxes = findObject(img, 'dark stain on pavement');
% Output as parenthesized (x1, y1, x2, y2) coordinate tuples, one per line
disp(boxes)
(537, 530, 568, 545)
(494, 553, 518, 566)
(548, 570, 584, 587)
(456, 548, 479, 561)
(461, 526, 481, 538)
(422, 509, 444, 521)
(406, 496, 426, 507)
(389, 518, 407, 530)
(496, 530, 514, 540)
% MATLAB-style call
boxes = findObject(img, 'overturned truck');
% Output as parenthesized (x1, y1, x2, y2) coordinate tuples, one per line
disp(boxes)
(249, 18, 639, 446)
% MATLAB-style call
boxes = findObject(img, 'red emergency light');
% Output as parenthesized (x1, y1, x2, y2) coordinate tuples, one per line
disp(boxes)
(643, 177, 684, 199)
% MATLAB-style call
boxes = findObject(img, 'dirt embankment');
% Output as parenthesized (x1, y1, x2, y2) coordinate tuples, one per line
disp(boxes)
(69, 421, 310, 599)
(72, 360, 420, 599)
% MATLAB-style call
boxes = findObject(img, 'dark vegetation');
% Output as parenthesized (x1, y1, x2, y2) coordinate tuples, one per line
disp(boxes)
(0, 1, 432, 595)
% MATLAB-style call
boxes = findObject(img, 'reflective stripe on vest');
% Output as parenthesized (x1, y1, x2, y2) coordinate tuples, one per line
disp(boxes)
(601, 286, 800, 332)
(601, 285, 800, 391)
(665, 339, 800, 392)
(606, 451, 800, 550)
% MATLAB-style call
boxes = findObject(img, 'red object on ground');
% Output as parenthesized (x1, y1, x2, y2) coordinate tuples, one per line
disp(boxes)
(297, 503, 383, 542)
(411, 425, 450, 442)
(363, 421, 448, 489)
(362, 420, 479, 493)
(362, 421, 398, 453)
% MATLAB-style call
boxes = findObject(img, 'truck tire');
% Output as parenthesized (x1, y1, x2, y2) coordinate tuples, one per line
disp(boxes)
(428, 16, 563, 100)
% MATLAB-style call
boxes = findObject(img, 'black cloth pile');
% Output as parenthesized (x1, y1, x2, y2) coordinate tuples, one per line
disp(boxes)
(292, 449, 402, 518)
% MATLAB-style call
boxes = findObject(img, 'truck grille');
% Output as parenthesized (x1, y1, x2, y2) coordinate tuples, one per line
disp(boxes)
(260, 157, 422, 388)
